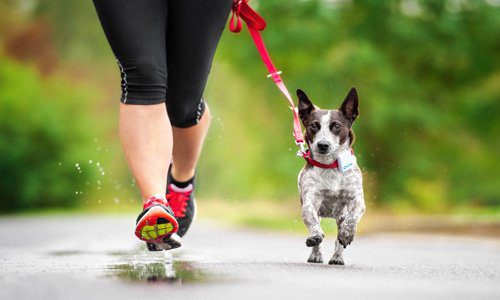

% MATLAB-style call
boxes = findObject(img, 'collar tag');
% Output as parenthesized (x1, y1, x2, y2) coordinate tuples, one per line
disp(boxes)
(337, 150, 356, 173)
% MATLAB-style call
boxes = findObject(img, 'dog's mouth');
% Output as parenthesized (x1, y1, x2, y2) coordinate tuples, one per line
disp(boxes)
(315, 150, 330, 156)
(313, 149, 333, 157)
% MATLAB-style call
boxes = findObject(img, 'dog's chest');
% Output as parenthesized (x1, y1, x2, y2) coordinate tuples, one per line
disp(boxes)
(299, 166, 362, 217)
(301, 167, 345, 192)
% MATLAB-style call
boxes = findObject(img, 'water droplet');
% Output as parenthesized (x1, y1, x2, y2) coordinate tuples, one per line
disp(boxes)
(75, 163, 80, 168)
(101, 172, 106, 176)
(58, 162, 62, 166)
(114, 198, 120, 204)
(89, 160, 93, 164)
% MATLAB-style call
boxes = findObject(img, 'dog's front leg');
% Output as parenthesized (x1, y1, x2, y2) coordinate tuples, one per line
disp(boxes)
(337, 197, 366, 248)
(301, 193, 324, 247)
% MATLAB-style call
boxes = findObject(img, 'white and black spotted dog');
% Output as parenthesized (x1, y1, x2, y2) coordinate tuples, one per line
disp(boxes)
(297, 87, 366, 265)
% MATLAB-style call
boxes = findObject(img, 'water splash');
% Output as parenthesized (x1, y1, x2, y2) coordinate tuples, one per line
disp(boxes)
(108, 250, 211, 284)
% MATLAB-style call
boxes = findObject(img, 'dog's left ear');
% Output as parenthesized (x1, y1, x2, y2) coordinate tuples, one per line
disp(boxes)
(340, 87, 359, 123)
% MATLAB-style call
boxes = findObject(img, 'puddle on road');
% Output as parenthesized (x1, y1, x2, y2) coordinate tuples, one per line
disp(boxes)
(47, 246, 219, 284)
(108, 250, 212, 284)
(110, 261, 208, 283)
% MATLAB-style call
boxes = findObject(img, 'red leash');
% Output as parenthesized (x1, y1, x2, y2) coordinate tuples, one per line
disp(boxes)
(230, 0, 347, 170)
(229, 0, 305, 151)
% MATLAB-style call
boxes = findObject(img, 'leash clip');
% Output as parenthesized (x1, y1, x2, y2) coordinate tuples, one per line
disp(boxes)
(295, 141, 307, 157)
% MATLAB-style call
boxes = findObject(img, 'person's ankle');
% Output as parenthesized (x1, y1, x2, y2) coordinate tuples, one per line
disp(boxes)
(142, 193, 168, 210)
(170, 176, 194, 189)
(170, 167, 195, 183)
(169, 166, 195, 188)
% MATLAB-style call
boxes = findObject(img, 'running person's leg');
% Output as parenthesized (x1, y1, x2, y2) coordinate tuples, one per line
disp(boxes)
(93, 0, 169, 199)
(92, 0, 179, 247)
(166, 0, 232, 180)
(164, 0, 232, 236)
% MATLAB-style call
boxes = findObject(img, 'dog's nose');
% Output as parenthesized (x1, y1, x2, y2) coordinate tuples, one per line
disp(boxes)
(317, 142, 330, 153)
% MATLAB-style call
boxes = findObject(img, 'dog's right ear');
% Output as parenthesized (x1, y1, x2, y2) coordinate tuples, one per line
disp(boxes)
(297, 89, 314, 121)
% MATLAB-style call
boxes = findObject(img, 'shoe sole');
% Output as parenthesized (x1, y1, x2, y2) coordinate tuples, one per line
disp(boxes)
(146, 233, 182, 251)
(135, 206, 179, 243)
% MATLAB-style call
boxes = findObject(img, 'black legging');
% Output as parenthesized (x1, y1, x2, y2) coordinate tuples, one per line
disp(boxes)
(92, 0, 232, 127)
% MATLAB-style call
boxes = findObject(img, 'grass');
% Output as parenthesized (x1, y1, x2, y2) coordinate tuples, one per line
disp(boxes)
(197, 199, 500, 237)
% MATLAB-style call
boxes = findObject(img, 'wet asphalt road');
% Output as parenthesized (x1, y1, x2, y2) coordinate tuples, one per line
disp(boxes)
(0, 215, 499, 300)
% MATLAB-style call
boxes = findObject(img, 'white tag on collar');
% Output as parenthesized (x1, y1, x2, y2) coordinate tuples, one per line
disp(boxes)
(337, 150, 356, 173)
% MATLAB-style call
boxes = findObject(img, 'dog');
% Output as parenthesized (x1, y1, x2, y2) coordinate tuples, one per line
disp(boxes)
(297, 87, 366, 265)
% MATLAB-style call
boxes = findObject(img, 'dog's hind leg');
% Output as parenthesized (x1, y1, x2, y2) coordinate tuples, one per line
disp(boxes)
(329, 239, 345, 265)
(307, 245, 323, 263)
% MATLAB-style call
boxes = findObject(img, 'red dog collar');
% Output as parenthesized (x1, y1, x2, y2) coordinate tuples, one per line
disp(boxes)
(302, 150, 339, 169)
(301, 149, 354, 169)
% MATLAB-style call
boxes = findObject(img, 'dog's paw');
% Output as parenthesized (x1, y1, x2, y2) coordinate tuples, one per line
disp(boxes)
(305, 234, 323, 247)
(307, 251, 323, 264)
(337, 229, 354, 248)
(328, 255, 345, 265)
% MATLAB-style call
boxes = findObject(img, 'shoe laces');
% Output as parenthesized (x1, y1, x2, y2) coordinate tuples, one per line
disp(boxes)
(166, 184, 192, 218)
(142, 194, 169, 210)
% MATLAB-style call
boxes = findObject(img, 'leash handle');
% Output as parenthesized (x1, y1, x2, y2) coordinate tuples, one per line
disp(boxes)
(230, 0, 266, 33)
(230, 0, 305, 146)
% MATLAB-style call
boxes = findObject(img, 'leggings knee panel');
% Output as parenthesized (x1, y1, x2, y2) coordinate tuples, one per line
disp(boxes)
(116, 57, 167, 104)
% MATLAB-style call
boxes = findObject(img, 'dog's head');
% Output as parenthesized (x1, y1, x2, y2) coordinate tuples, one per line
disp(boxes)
(297, 88, 359, 160)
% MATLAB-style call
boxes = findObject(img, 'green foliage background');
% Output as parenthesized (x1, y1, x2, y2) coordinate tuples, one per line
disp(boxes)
(0, 0, 499, 213)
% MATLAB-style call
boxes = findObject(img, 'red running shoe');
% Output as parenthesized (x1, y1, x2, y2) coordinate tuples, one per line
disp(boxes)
(166, 183, 196, 237)
(135, 194, 181, 250)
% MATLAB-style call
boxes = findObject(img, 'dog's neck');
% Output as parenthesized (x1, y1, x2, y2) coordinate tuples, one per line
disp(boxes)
(310, 140, 351, 165)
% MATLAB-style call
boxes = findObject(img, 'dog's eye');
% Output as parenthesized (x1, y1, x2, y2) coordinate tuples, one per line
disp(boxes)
(330, 122, 342, 130)
(309, 123, 320, 131)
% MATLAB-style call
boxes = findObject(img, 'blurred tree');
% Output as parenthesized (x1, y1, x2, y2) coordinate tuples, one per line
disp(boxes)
(0, 58, 99, 211)
(1, 0, 498, 212)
